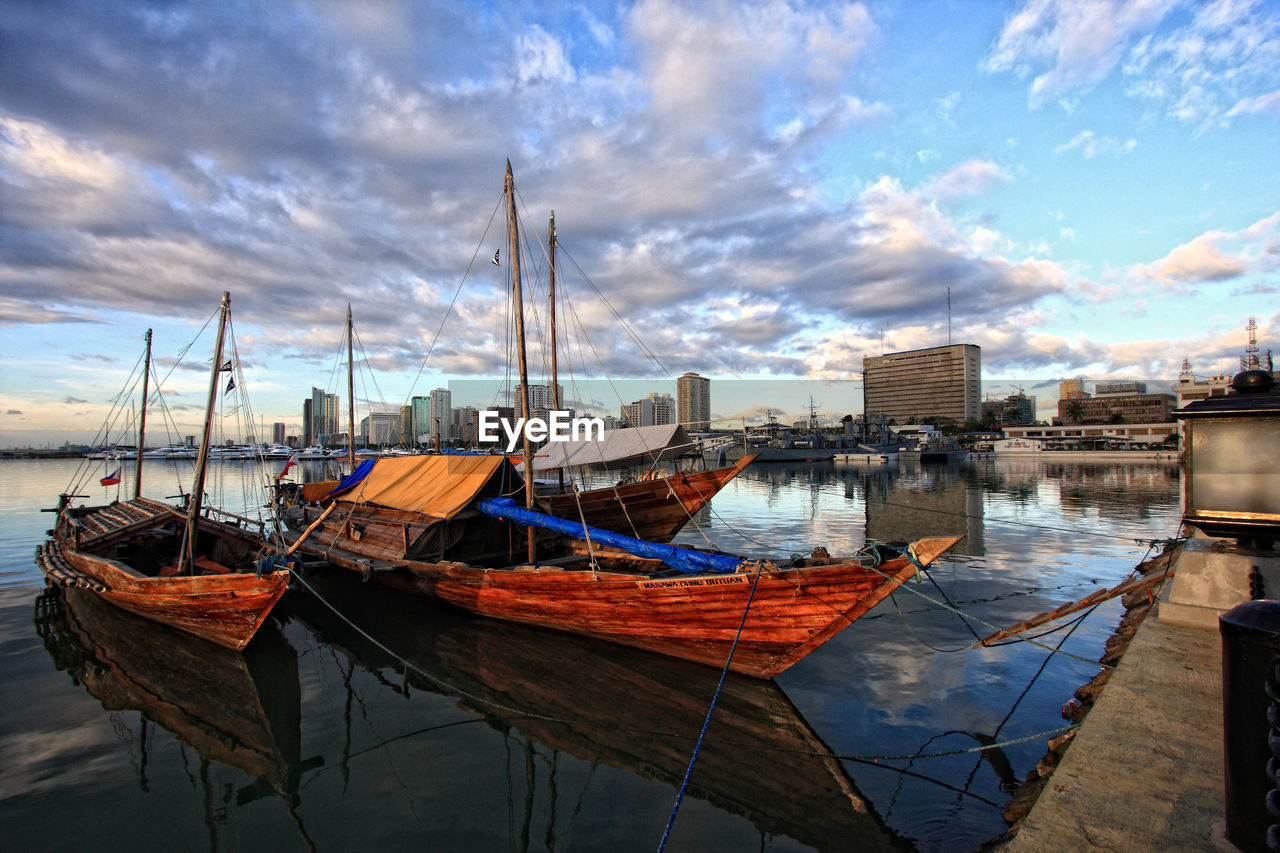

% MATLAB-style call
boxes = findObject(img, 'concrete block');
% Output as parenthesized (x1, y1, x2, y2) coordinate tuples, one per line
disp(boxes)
(1159, 536, 1280, 629)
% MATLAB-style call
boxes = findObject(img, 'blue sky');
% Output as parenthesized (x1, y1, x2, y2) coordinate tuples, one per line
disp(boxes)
(1, 0, 1277, 445)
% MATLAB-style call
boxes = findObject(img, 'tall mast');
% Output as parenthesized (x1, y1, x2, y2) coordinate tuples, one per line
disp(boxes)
(548, 211, 559, 410)
(505, 160, 537, 563)
(134, 328, 152, 499)
(183, 291, 231, 574)
(549, 211, 565, 493)
(346, 304, 356, 470)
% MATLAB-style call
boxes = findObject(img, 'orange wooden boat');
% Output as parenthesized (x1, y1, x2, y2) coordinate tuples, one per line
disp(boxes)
(539, 452, 756, 542)
(37, 501, 288, 652)
(36, 293, 291, 651)
(281, 454, 962, 677)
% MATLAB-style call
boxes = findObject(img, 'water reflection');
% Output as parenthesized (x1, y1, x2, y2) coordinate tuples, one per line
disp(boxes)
(5, 457, 1187, 851)
(291, 571, 911, 852)
(33, 585, 319, 847)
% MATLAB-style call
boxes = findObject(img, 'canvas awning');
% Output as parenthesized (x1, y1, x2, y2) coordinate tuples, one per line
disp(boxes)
(326, 454, 522, 519)
(524, 424, 695, 472)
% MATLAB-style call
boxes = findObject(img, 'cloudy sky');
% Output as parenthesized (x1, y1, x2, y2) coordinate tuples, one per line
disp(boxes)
(2, 0, 1277, 445)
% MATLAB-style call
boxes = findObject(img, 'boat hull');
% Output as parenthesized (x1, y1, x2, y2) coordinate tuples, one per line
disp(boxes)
(37, 497, 289, 651)
(38, 540, 288, 651)
(542, 454, 756, 541)
(291, 526, 962, 677)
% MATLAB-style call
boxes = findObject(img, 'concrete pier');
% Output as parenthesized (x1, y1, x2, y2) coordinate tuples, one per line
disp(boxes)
(997, 538, 1280, 851)
(998, 604, 1228, 850)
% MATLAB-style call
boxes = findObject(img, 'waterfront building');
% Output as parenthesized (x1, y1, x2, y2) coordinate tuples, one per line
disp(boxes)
(310, 387, 339, 444)
(1003, 422, 1179, 445)
(272, 422, 286, 444)
(410, 396, 430, 443)
(1095, 380, 1147, 396)
(676, 372, 711, 431)
(515, 383, 563, 410)
(427, 388, 452, 442)
(361, 411, 401, 447)
(454, 406, 478, 445)
(622, 393, 674, 427)
(302, 398, 313, 446)
(1059, 378, 1087, 400)
(862, 344, 981, 425)
(399, 405, 412, 446)
(1053, 391, 1175, 425)
(981, 391, 1036, 426)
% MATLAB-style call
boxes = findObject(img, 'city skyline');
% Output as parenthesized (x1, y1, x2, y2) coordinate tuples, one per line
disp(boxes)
(2, 1, 1277, 447)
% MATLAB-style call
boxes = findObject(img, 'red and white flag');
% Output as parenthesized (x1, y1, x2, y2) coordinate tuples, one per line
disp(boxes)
(276, 452, 298, 480)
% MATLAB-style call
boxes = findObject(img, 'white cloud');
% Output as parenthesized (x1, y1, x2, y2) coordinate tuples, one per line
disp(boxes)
(1227, 88, 1280, 118)
(1137, 214, 1280, 284)
(983, 0, 1178, 107)
(1053, 129, 1137, 157)
(922, 159, 1014, 203)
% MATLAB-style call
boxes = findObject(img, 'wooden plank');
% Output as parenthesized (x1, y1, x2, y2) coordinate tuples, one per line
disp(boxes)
(974, 565, 1175, 647)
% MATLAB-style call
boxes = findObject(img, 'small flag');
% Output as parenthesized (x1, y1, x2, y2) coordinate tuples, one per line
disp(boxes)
(100, 467, 121, 486)
(491, 250, 500, 265)
(276, 452, 298, 480)
(225, 375, 236, 393)
(220, 360, 233, 371)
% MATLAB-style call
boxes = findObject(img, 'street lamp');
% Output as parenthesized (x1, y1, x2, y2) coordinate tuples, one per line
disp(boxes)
(1174, 370, 1280, 549)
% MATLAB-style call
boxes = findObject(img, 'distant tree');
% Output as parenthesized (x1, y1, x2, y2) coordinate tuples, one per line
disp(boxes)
(1064, 400, 1085, 424)
(1108, 412, 1126, 424)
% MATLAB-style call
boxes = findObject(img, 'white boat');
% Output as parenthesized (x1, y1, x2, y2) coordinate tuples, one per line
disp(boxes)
(833, 452, 893, 464)
(143, 445, 198, 460)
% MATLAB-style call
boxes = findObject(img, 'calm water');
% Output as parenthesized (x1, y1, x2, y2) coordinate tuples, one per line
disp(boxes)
(0, 456, 1184, 851)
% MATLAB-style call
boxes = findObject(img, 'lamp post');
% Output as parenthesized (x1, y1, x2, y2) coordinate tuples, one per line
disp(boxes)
(1174, 369, 1280, 550)
(1176, 370, 1280, 853)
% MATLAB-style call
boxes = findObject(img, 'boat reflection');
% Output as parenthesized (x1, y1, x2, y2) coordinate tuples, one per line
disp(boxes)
(291, 571, 911, 852)
(33, 585, 315, 816)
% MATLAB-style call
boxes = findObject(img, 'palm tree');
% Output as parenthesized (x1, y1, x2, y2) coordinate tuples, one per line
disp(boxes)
(1064, 399, 1084, 424)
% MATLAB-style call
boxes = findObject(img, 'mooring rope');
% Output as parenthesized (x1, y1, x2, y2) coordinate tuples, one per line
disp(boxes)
(656, 560, 764, 853)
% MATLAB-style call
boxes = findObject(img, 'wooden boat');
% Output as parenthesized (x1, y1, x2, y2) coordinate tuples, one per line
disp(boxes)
(36, 292, 291, 651)
(280, 453, 962, 678)
(290, 570, 911, 851)
(280, 165, 962, 677)
(540, 450, 755, 541)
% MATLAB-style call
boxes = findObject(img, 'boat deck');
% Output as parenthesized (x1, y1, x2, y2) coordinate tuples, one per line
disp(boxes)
(68, 497, 181, 548)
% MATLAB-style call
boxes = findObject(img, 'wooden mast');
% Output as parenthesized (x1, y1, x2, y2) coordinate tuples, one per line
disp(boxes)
(549, 211, 565, 492)
(346, 304, 356, 471)
(183, 291, 231, 574)
(134, 328, 151, 499)
(505, 160, 537, 563)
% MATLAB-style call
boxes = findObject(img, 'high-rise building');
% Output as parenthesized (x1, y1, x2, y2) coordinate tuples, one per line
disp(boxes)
(622, 393, 675, 427)
(862, 344, 981, 425)
(301, 398, 313, 446)
(676, 372, 711, 430)
(428, 388, 452, 442)
(399, 405, 412, 446)
(310, 387, 339, 443)
(514, 384, 563, 410)
(410, 396, 430, 444)
(361, 411, 401, 446)
(272, 422, 286, 444)
(1059, 378, 1087, 400)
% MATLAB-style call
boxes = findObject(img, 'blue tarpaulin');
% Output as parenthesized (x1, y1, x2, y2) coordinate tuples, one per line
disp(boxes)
(477, 497, 744, 575)
(325, 458, 378, 500)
